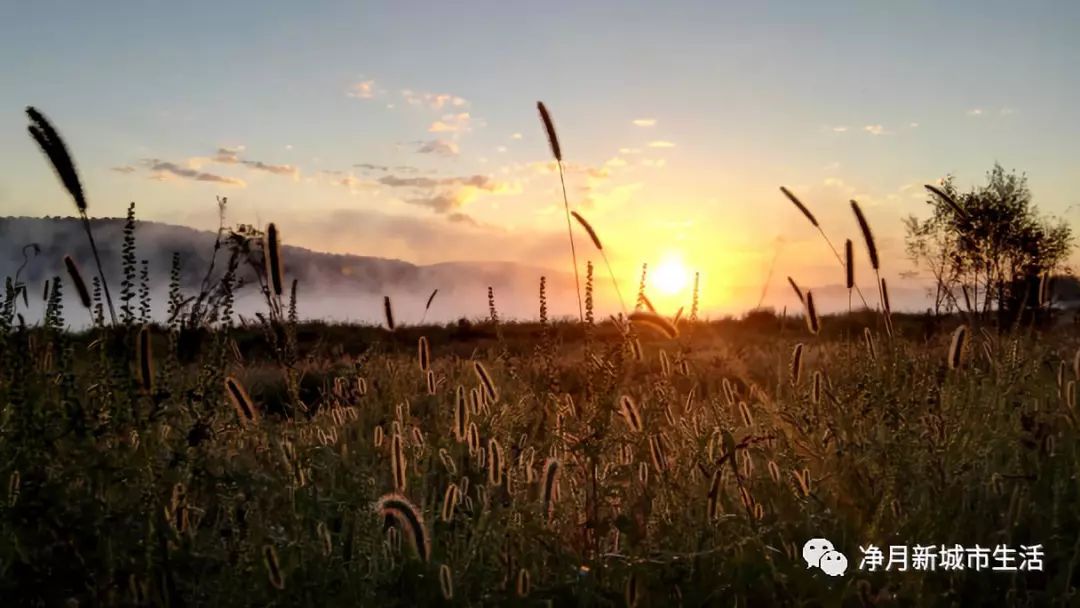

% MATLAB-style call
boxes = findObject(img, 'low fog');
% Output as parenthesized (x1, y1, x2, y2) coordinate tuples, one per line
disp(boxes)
(1, 216, 952, 328)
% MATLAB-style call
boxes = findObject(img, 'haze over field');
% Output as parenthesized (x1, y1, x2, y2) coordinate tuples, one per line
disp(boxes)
(3, 1, 1080, 318)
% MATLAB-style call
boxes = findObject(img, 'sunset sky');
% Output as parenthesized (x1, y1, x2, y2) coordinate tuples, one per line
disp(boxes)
(3, 1, 1080, 315)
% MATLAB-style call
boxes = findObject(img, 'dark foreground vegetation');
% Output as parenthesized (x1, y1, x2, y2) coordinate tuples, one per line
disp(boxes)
(6, 106, 1080, 607)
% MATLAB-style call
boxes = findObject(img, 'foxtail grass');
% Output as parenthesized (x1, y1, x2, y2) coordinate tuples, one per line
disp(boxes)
(391, 432, 407, 492)
(628, 311, 678, 339)
(63, 255, 92, 311)
(439, 564, 454, 600)
(225, 376, 258, 424)
(781, 186, 868, 308)
(791, 343, 804, 385)
(421, 288, 438, 324)
(418, 336, 430, 372)
(541, 457, 560, 523)
(383, 296, 395, 331)
(619, 395, 643, 433)
(473, 361, 498, 403)
(925, 183, 969, 221)
(850, 199, 888, 329)
(804, 291, 820, 335)
(263, 545, 285, 590)
(787, 276, 805, 305)
(948, 325, 968, 370)
(28, 107, 117, 323)
(537, 101, 584, 322)
(375, 493, 430, 561)
(571, 210, 627, 313)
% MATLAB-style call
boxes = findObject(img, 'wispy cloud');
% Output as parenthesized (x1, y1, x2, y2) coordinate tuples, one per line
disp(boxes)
(376, 172, 518, 213)
(632, 118, 657, 127)
(967, 108, 984, 117)
(429, 112, 472, 133)
(213, 147, 299, 178)
(378, 174, 499, 190)
(647, 140, 676, 148)
(401, 89, 468, 110)
(346, 80, 377, 99)
(510, 133, 523, 140)
(111, 165, 137, 174)
(142, 159, 246, 186)
(447, 212, 480, 226)
(831, 126, 849, 133)
(415, 139, 460, 157)
(863, 124, 889, 136)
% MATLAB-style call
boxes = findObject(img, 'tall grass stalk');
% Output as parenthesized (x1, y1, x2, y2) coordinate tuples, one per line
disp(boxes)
(538, 102, 584, 322)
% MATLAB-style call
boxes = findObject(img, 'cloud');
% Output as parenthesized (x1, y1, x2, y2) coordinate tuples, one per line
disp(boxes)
(863, 124, 889, 135)
(908, 122, 920, 128)
(510, 133, 523, 140)
(142, 159, 246, 186)
(213, 147, 299, 178)
(354, 163, 391, 172)
(336, 174, 375, 191)
(647, 140, 676, 148)
(429, 112, 472, 133)
(415, 139, 460, 157)
(406, 192, 468, 213)
(376, 172, 517, 214)
(401, 89, 468, 110)
(967, 108, 984, 116)
(619, 147, 642, 155)
(347, 80, 377, 99)
(1000, 107, 1015, 116)
(529, 161, 610, 180)
(378, 174, 501, 191)
(831, 126, 849, 133)
(447, 212, 479, 226)
(632, 118, 657, 127)
(605, 157, 628, 168)
(111, 165, 137, 174)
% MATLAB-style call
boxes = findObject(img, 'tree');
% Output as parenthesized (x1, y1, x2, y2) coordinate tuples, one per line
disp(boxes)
(904, 163, 1073, 323)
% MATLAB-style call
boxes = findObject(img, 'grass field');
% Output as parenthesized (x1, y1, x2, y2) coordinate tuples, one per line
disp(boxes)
(6, 105, 1079, 607)
(2, 279, 1079, 606)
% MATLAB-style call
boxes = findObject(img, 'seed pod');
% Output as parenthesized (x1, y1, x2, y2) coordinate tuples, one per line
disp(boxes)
(948, 325, 968, 370)
(418, 336, 430, 372)
(441, 483, 460, 522)
(263, 544, 285, 590)
(487, 438, 504, 487)
(391, 433, 407, 492)
(541, 457, 560, 523)
(618, 395, 643, 433)
(225, 376, 258, 424)
(375, 493, 430, 562)
(439, 564, 454, 600)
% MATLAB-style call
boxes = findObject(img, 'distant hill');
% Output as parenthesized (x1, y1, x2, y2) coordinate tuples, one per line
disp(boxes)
(0, 216, 584, 324)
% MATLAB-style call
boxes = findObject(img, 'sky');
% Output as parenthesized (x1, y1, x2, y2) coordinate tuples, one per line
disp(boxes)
(2, 0, 1080, 316)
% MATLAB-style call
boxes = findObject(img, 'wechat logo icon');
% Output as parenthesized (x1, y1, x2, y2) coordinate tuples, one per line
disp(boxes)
(803, 538, 848, 576)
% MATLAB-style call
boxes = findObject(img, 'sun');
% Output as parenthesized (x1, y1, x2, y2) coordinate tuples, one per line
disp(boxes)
(650, 255, 690, 296)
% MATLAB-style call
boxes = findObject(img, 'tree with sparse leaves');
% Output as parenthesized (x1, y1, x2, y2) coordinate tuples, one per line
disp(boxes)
(905, 163, 1073, 323)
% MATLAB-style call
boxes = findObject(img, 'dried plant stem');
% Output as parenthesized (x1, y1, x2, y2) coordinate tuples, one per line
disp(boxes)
(557, 164, 584, 322)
